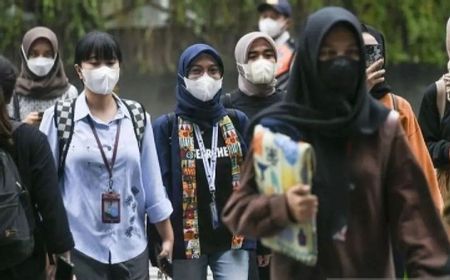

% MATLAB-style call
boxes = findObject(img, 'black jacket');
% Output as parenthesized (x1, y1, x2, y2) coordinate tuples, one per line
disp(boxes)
(418, 83, 450, 168)
(0, 124, 74, 280)
(221, 89, 283, 120)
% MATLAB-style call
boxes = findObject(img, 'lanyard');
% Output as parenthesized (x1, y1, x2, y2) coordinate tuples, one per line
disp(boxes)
(193, 124, 218, 198)
(87, 117, 122, 191)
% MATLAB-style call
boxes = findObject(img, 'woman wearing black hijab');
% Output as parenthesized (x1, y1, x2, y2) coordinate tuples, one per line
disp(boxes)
(222, 7, 450, 279)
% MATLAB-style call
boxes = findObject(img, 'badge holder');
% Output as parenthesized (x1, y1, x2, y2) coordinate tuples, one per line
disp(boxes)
(210, 191, 220, 229)
(102, 180, 121, 223)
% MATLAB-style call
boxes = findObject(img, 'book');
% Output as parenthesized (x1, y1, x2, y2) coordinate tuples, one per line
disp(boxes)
(252, 124, 317, 266)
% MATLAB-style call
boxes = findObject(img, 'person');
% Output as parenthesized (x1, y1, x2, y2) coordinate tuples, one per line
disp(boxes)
(222, 31, 282, 120)
(9, 26, 78, 125)
(363, 25, 443, 213)
(39, 31, 174, 280)
(419, 17, 450, 203)
(221, 31, 281, 280)
(257, 0, 295, 92)
(0, 56, 74, 280)
(152, 43, 253, 280)
(222, 7, 450, 279)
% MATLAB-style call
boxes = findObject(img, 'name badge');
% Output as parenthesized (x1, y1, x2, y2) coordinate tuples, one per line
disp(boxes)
(210, 201, 220, 229)
(102, 192, 121, 223)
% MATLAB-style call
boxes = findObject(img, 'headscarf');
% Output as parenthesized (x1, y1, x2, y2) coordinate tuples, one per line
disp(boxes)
(235, 32, 278, 97)
(15, 26, 70, 99)
(361, 24, 392, 99)
(248, 7, 389, 241)
(174, 44, 227, 127)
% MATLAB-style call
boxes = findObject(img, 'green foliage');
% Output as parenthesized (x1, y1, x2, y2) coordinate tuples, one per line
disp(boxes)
(0, 0, 449, 71)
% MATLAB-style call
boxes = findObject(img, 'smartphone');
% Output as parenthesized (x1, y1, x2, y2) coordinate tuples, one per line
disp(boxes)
(55, 256, 74, 280)
(364, 44, 383, 67)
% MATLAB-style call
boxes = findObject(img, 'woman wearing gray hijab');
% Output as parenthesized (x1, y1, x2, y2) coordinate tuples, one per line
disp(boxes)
(10, 26, 78, 126)
(222, 32, 282, 120)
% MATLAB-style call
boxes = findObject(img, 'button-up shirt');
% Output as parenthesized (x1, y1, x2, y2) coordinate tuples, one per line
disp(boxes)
(40, 92, 172, 264)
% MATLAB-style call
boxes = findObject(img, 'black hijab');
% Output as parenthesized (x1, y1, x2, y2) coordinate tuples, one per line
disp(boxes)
(362, 24, 392, 99)
(248, 7, 390, 240)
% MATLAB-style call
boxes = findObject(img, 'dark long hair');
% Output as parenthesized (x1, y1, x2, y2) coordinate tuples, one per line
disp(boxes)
(0, 56, 18, 149)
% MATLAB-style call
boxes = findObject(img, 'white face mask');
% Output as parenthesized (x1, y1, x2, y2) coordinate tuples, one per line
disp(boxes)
(238, 58, 277, 85)
(258, 18, 286, 39)
(22, 46, 55, 77)
(183, 73, 222, 102)
(81, 66, 120, 95)
(27, 57, 55, 77)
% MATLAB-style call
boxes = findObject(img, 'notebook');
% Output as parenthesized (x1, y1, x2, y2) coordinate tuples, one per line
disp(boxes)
(252, 125, 317, 265)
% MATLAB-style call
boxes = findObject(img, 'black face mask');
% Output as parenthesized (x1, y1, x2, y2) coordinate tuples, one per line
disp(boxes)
(318, 56, 359, 97)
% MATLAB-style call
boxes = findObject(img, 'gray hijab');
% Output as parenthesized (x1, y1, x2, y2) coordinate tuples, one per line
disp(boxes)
(234, 32, 277, 97)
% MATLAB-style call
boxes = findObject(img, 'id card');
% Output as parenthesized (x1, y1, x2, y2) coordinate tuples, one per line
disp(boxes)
(210, 201, 220, 229)
(102, 192, 121, 223)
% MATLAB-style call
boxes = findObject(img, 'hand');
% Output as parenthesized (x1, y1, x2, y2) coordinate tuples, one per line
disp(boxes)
(23, 111, 43, 126)
(366, 59, 385, 91)
(257, 254, 271, 267)
(285, 185, 318, 223)
(158, 239, 173, 261)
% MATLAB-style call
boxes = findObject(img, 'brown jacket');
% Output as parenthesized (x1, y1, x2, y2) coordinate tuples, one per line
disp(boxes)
(381, 93, 443, 212)
(222, 112, 450, 279)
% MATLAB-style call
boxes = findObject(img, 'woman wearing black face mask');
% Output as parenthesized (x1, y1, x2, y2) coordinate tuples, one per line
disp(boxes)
(222, 7, 450, 279)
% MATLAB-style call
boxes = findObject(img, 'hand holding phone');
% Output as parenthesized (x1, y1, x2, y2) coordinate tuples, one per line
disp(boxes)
(154, 243, 173, 278)
(55, 256, 74, 280)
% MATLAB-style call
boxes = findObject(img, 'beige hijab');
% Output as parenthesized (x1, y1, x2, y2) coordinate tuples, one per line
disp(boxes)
(15, 26, 69, 99)
(235, 31, 278, 97)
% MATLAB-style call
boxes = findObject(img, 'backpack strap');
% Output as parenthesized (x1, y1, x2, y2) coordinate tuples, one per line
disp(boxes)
(436, 77, 447, 120)
(390, 93, 399, 112)
(224, 93, 233, 108)
(166, 112, 176, 142)
(122, 99, 147, 150)
(13, 94, 21, 121)
(54, 98, 76, 175)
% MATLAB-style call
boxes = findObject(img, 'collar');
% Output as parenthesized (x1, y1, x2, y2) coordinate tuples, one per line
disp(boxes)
(74, 90, 130, 122)
(275, 31, 290, 45)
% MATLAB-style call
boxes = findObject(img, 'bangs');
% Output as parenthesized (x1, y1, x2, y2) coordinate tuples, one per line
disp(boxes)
(75, 31, 122, 64)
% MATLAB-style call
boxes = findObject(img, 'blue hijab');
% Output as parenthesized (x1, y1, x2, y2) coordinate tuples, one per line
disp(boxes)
(175, 44, 227, 127)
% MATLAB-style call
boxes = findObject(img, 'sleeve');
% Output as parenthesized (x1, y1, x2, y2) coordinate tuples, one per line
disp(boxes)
(398, 97, 443, 212)
(141, 113, 173, 223)
(27, 127, 74, 254)
(386, 120, 450, 277)
(222, 145, 293, 239)
(418, 83, 450, 168)
(39, 106, 59, 167)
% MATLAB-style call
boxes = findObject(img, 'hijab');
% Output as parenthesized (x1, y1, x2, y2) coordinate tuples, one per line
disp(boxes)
(361, 24, 392, 99)
(235, 32, 277, 97)
(15, 26, 70, 99)
(248, 7, 390, 240)
(174, 44, 227, 127)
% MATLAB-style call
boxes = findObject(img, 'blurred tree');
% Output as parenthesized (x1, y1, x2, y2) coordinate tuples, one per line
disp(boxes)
(0, 0, 449, 74)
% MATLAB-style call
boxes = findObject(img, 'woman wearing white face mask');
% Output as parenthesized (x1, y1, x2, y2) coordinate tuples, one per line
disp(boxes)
(257, 0, 295, 92)
(222, 32, 282, 121)
(11, 26, 78, 126)
(39, 31, 174, 280)
(151, 44, 253, 280)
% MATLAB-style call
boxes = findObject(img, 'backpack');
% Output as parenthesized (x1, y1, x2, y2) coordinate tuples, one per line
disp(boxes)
(436, 77, 448, 119)
(0, 121, 35, 270)
(54, 98, 147, 174)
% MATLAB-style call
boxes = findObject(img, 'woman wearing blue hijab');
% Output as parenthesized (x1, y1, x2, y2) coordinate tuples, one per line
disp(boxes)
(152, 44, 253, 279)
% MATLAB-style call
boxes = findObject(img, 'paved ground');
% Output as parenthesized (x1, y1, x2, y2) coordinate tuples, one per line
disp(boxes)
(149, 266, 214, 279)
